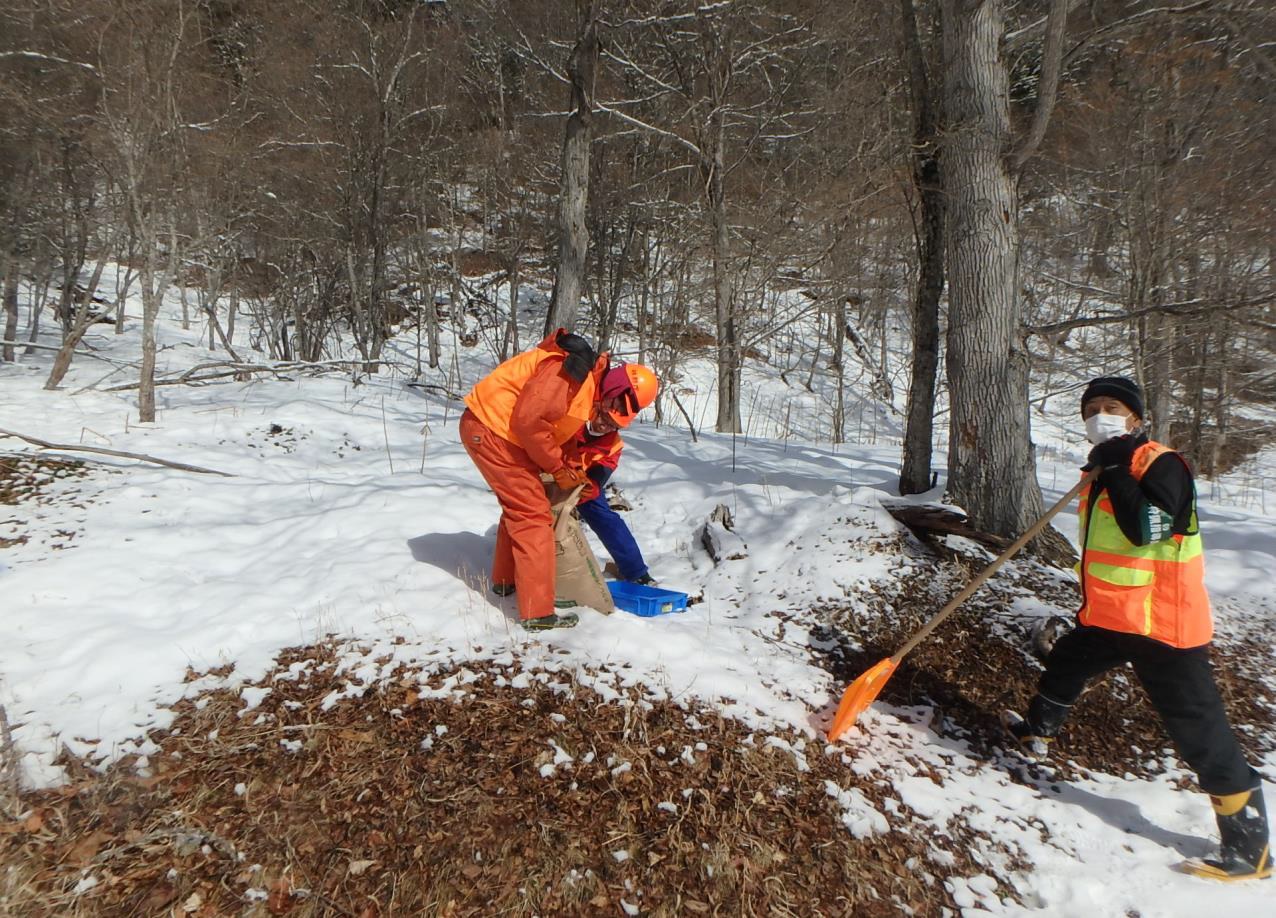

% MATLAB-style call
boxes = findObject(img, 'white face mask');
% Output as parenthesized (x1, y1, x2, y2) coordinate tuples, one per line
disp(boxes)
(1085, 413, 1130, 445)
(585, 420, 608, 437)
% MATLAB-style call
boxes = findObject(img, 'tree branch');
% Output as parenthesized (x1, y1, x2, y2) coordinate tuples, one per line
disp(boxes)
(0, 50, 98, 73)
(1024, 293, 1274, 336)
(1011, 0, 1069, 171)
(0, 429, 234, 477)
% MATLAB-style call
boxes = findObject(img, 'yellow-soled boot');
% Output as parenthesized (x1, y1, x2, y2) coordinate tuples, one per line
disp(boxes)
(1183, 785, 1271, 882)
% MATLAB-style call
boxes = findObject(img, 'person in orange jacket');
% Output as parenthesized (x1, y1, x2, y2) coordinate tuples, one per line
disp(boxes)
(460, 330, 658, 630)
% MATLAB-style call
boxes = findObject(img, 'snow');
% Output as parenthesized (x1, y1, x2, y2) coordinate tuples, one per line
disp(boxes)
(2, 272, 1275, 915)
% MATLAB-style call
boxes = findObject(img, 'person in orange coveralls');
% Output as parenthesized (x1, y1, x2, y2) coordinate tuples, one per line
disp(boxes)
(460, 329, 658, 630)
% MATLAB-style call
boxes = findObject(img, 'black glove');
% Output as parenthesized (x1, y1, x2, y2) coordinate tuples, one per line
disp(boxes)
(1084, 434, 1139, 473)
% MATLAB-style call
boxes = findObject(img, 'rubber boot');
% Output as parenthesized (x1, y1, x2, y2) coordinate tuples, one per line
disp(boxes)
(1184, 784, 1272, 881)
(1001, 694, 1070, 763)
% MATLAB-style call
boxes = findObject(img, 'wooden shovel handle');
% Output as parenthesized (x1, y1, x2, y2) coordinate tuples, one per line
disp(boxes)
(890, 470, 1098, 664)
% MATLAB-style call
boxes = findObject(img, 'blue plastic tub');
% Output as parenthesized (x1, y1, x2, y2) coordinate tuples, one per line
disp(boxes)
(607, 581, 689, 617)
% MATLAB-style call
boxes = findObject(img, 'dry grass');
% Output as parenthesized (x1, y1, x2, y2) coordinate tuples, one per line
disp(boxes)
(1, 644, 999, 917)
(0, 704, 22, 821)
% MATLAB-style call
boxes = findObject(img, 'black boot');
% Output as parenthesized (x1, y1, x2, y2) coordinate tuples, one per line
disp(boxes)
(491, 582, 516, 597)
(1001, 694, 1070, 763)
(1184, 783, 1272, 881)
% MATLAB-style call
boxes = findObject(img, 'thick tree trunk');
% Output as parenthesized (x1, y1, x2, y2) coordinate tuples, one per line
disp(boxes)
(941, 0, 1045, 537)
(543, 0, 599, 335)
(898, 0, 945, 495)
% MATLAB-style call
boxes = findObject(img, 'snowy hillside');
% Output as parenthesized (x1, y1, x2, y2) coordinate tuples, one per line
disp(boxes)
(3, 277, 1275, 916)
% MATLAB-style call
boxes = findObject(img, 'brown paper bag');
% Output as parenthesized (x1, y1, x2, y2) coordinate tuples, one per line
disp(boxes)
(547, 482, 615, 614)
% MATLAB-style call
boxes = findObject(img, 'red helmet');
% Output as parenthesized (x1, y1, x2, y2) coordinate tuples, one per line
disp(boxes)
(601, 363, 658, 427)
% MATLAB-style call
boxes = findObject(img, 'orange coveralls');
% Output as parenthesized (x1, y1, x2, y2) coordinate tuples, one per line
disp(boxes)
(460, 333, 605, 620)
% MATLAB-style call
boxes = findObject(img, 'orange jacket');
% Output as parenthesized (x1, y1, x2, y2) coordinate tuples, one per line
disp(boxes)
(1078, 441, 1212, 648)
(572, 430, 624, 502)
(464, 331, 608, 473)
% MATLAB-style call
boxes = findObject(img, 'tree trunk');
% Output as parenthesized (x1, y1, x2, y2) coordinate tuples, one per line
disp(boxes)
(709, 109, 740, 433)
(228, 290, 237, 347)
(504, 256, 521, 360)
(898, 0, 945, 495)
(425, 282, 440, 370)
(2, 259, 17, 362)
(137, 226, 179, 422)
(1139, 312, 1175, 440)
(115, 233, 137, 335)
(1210, 319, 1231, 475)
(138, 242, 160, 421)
(543, 0, 599, 335)
(833, 297, 847, 442)
(941, 0, 1046, 538)
(24, 236, 51, 355)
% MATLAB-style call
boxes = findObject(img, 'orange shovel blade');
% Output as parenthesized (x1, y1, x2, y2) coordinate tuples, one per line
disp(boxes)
(827, 657, 898, 742)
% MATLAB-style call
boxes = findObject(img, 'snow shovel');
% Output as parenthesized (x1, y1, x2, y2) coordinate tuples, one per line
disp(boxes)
(827, 469, 1099, 742)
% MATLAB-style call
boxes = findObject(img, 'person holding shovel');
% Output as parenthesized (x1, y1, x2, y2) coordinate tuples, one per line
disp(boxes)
(460, 330, 657, 631)
(1003, 376, 1269, 881)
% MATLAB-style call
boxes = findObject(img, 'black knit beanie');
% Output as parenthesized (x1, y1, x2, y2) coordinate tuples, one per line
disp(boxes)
(1080, 376, 1144, 419)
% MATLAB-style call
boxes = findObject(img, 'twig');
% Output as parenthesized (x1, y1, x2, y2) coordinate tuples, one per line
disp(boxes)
(0, 428, 234, 477)
(669, 389, 699, 443)
(18, 341, 123, 366)
(381, 396, 395, 474)
(404, 381, 464, 401)
(102, 358, 401, 393)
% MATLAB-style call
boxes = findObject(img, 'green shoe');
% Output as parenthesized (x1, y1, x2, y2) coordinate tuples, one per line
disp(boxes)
(554, 597, 579, 609)
(523, 611, 579, 631)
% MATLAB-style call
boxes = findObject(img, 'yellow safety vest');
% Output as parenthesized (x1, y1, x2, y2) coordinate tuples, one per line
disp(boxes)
(1077, 441, 1212, 648)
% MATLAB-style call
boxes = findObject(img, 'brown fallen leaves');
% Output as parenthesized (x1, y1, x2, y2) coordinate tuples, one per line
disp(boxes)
(817, 542, 1276, 785)
(1, 644, 1001, 917)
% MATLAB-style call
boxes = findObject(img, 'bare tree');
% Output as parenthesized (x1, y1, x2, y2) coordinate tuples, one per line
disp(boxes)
(941, 0, 1068, 542)
(898, 0, 945, 495)
(544, 0, 601, 335)
(93, 1, 196, 419)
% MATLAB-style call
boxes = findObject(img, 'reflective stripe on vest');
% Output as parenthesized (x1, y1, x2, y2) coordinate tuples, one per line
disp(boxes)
(1077, 440, 1212, 648)
(463, 341, 601, 448)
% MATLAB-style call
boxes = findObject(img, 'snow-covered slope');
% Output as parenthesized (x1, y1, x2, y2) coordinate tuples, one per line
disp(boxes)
(2, 277, 1274, 915)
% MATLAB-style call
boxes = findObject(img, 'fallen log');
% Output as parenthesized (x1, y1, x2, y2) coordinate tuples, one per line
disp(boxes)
(701, 503, 748, 563)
